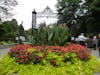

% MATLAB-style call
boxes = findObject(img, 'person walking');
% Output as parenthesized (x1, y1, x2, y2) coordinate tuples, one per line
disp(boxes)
(93, 36, 98, 50)
(97, 34, 100, 57)
(78, 33, 87, 46)
(86, 36, 94, 53)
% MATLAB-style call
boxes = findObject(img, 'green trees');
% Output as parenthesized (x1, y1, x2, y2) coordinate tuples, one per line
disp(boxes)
(56, 0, 81, 26)
(90, 0, 100, 33)
(0, 19, 19, 42)
(56, 0, 100, 35)
(56, 0, 84, 36)
(0, 0, 18, 19)
(78, 0, 100, 34)
(0, 24, 5, 41)
(0, 0, 18, 43)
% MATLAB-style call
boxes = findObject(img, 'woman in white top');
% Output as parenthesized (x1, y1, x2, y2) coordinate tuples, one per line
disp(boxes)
(78, 33, 87, 46)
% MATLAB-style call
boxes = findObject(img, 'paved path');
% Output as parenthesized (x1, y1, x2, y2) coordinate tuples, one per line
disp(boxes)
(0, 48, 10, 58)
(91, 50, 100, 58)
(91, 50, 100, 75)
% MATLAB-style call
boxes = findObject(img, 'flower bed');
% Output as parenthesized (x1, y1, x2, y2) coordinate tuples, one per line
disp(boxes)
(8, 44, 90, 65)
(0, 44, 100, 75)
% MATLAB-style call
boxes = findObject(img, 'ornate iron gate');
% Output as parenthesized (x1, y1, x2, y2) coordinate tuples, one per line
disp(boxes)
(32, 6, 57, 29)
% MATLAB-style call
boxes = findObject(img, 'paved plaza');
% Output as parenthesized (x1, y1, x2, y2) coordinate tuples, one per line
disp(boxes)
(0, 48, 10, 58)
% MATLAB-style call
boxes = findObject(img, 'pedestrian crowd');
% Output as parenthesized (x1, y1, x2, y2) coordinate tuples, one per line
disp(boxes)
(71, 33, 100, 57)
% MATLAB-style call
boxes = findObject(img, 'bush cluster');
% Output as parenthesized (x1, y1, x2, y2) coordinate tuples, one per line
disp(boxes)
(27, 25, 69, 46)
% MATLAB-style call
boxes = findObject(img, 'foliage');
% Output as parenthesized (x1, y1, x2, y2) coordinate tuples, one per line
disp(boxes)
(0, 19, 19, 42)
(75, 0, 100, 34)
(56, 0, 82, 25)
(0, 41, 8, 45)
(0, 44, 100, 75)
(56, 0, 100, 35)
(8, 44, 90, 65)
(0, 54, 100, 75)
(90, 0, 100, 33)
(56, 0, 87, 36)
(32, 44, 90, 60)
(8, 44, 33, 57)
(0, 0, 18, 20)
(27, 24, 69, 46)
(0, 24, 5, 41)
(27, 35, 36, 45)
(0, 41, 14, 45)
(24, 30, 31, 38)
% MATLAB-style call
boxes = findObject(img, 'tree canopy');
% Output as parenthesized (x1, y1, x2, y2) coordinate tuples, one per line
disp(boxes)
(0, 19, 19, 42)
(56, 0, 100, 35)
(0, 0, 18, 20)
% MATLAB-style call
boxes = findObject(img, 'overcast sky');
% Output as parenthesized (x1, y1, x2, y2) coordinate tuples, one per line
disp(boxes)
(13, 0, 58, 30)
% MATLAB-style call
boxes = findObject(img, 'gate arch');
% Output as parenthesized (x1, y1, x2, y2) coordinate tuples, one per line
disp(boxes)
(32, 6, 58, 29)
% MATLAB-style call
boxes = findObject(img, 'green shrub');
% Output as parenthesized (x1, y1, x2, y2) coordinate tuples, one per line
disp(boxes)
(0, 41, 8, 45)
(27, 25, 69, 46)
(0, 54, 100, 75)
(0, 41, 15, 45)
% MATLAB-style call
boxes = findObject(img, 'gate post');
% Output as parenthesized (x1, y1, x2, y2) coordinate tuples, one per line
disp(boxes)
(32, 9, 36, 35)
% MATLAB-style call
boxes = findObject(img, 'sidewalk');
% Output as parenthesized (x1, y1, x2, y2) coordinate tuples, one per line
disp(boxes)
(0, 48, 10, 58)
(91, 49, 100, 60)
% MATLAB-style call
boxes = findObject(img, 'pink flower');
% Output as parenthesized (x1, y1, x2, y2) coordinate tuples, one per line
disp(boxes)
(36, 56, 41, 62)
(20, 59, 25, 63)
(51, 59, 57, 67)
(20, 55, 24, 59)
(25, 58, 28, 61)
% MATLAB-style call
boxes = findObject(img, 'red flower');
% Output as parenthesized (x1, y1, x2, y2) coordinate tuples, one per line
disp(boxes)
(20, 59, 25, 63)
(25, 58, 28, 61)
(25, 53, 28, 57)
(51, 59, 57, 67)
(43, 52, 47, 58)
(20, 55, 24, 59)
(36, 56, 41, 62)
(16, 54, 19, 57)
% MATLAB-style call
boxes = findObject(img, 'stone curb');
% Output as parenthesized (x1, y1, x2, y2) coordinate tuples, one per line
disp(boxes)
(0, 43, 18, 49)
